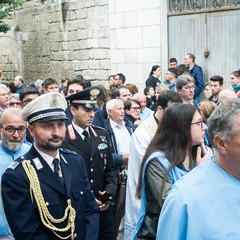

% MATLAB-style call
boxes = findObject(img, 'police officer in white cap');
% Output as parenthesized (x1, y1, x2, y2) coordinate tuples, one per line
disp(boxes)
(1, 92, 99, 240)
(63, 87, 118, 240)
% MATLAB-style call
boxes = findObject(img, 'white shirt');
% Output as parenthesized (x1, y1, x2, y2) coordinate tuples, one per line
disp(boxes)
(34, 143, 60, 172)
(109, 118, 131, 154)
(124, 114, 158, 240)
(72, 122, 89, 140)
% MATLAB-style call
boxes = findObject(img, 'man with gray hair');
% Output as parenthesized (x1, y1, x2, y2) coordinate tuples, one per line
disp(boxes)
(176, 75, 196, 104)
(8, 94, 22, 109)
(105, 99, 135, 169)
(0, 108, 31, 239)
(157, 98, 240, 239)
(14, 76, 25, 94)
(132, 93, 154, 121)
(0, 84, 10, 113)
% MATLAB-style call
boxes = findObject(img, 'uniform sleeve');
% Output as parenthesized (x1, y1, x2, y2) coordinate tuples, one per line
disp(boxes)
(156, 186, 188, 240)
(78, 157, 100, 240)
(102, 131, 118, 196)
(1, 170, 50, 240)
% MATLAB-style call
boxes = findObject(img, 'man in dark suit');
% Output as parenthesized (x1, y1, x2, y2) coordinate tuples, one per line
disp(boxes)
(62, 87, 118, 240)
(1, 92, 99, 240)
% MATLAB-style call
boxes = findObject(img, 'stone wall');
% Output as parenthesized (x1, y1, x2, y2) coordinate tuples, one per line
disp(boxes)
(0, 0, 111, 83)
(0, 26, 22, 81)
(0, 0, 168, 89)
(109, 0, 167, 91)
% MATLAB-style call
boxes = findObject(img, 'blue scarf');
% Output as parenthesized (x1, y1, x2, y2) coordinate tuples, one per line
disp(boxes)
(232, 84, 240, 93)
(133, 151, 188, 239)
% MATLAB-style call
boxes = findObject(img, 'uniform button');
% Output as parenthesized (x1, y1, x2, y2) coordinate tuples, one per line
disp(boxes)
(46, 202, 49, 206)
(90, 168, 93, 172)
(91, 190, 93, 193)
(90, 158, 93, 161)
(90, 179, 93, 183)
(74, 233, 77, 238)
(80, 191, 83, 195)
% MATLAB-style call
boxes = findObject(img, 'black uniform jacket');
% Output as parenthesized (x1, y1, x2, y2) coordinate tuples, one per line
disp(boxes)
(1, 146, 99, 240)
(62, 124, 118, 198)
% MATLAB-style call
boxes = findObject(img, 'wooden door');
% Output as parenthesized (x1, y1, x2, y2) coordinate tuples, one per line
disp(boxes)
(168, 1, 240, 88)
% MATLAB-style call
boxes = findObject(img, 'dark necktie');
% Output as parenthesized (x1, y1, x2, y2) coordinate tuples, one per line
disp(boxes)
(82, 130, 90, 145)
(53, 158, 64, 185)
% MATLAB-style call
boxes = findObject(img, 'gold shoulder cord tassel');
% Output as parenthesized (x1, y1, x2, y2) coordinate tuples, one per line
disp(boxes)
(22, 160, 76, 240)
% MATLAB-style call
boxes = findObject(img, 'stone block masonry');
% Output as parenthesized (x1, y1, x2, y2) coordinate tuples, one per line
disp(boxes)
(0, 0, 111, 83)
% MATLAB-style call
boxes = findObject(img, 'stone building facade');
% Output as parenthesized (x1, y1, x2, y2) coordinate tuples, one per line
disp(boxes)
(0, 0, 166, 90)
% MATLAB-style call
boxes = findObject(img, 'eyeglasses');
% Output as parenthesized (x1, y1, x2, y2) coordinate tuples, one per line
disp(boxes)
(191, 120, 204, 128)
(1, 126, 27, 135)
(0, 92, 10, 97)
(131, 107, 141, 110)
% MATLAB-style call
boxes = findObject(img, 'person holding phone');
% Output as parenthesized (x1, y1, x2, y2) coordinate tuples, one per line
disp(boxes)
(133, 103, 212, 240)
(157, 98, 240, 240)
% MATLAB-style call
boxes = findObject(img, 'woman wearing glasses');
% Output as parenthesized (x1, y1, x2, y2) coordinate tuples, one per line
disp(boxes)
(124, 99, 142, 129)
(133, 103, 212, 240)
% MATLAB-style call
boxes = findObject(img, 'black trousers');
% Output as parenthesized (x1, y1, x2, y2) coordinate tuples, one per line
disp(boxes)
(99, 205, 116, 240)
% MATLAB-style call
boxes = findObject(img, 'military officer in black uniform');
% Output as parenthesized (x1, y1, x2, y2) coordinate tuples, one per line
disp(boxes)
(62, 87, 118, 240)
(1, 92, 99, 240)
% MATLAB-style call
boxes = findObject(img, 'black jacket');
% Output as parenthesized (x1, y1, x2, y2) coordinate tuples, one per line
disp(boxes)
(62, 125, 118, 198)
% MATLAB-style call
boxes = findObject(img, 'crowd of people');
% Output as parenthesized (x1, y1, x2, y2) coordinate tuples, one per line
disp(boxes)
(0, 52, 239, 240)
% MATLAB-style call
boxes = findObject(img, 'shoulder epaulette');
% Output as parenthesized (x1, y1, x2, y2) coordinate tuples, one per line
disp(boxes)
(67, 124, 76, 140)
(7, 156, 26, 171)
(7, 161, 21, 171)
(92, 125, 106, 131)
(60, 148, 78, 155)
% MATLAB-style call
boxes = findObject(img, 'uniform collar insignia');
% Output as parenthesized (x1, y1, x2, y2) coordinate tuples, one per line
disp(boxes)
(33, 157, 43, 170)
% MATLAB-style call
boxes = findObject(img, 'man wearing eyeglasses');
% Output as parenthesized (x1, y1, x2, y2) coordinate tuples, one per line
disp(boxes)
(19, 86, 40, 108)
(1, 92, 99, 240)
(62, 87, 118, 240)
(176, 75, 198, 106)
(0, 108, 30, 240)
(0, 84, 10, 114)
(157, 98, 240, 240)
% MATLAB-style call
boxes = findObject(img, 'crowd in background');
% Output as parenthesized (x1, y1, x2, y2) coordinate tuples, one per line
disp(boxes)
(0, 52, 239, 240)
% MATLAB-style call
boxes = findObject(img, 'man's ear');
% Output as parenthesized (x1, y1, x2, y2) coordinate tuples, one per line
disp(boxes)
(214, 134, 227, 154)
(28, 124, 35, 137)
(125, 109, 130, 115)
(70, 106, 76, 116)
(156, 105, 163, 113)
(108, 109, 112, 118)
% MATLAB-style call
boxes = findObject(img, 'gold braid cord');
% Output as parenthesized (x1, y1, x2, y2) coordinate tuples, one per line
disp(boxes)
(22, 160, 76, 240)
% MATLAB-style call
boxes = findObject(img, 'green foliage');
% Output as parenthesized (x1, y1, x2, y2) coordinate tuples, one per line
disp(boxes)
(0, 0, 25, 33)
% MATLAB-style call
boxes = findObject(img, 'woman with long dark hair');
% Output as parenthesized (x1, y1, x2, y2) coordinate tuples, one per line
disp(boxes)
(145, 65, 162, 90)
(133, 103, 212, 240)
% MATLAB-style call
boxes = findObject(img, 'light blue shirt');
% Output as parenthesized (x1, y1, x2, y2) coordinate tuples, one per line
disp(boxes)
(0, 143, 31, 235)
(140, 107, 154, 121)
(157, 156, 240, 240)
